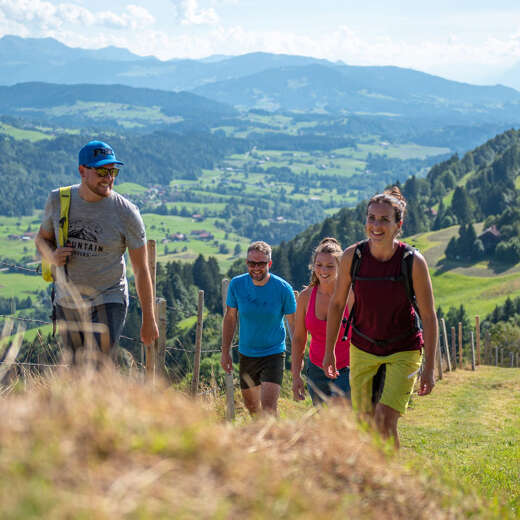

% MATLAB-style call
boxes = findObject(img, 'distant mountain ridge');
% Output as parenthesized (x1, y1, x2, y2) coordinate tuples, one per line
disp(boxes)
(3, 35, 520, 122)
(0, 82, 236, 126)
(192, 63, 520, 118)
(0, 35, 151, 63)
(0, 35, 332, 91)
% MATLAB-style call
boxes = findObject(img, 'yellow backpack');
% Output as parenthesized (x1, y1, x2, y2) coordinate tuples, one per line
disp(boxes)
(41, 186, 72, 282)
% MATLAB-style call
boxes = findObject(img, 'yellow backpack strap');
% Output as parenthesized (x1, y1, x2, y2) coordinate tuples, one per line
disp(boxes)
(58, 186, 72, 247)
(41, 186, 72, 282)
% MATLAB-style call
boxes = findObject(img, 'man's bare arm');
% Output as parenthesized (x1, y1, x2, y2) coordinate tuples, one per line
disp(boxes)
(128, 245, 159, 346)
(221, 306, 238, 373)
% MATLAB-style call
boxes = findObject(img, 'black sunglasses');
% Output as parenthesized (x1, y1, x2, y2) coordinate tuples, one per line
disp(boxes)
(247, 260, 268, 268)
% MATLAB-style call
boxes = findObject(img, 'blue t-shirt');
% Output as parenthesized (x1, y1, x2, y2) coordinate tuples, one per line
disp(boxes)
(227, 273, 297, 357)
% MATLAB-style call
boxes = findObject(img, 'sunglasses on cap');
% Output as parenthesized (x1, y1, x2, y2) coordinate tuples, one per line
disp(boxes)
(86, 166, 120, 178)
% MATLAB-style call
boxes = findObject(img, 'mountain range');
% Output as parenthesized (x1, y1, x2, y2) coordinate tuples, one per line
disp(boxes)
(3, 35, 520, 121)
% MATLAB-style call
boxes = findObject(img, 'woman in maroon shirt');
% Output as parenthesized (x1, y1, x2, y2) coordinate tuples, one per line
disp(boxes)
(323, 187, 438, 448)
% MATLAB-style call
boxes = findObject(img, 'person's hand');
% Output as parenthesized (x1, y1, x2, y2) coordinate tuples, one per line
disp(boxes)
(52, 246, 74, 266)
(141, 317, 159, 346)
(221, 351, 233, 374)
(322, 352, 339, 379)
(418, 368, 435, 396)
(292, 374, 305, 401)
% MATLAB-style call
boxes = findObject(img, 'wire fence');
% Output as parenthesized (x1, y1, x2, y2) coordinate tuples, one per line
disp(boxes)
(0, 260, 40, 274)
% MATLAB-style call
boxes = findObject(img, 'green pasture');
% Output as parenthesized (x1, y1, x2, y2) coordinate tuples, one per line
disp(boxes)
(401, 366, 520, 516)
(115, 182, 148, 195)
(225, 149, 366, 177)
(405, 224, 520, 315)
(166, 202, 228, 213)
(0, 122, 52, 142)
(0, 272, 47, 298)
(432, 271, 520, 316)
(0, 324, 53, 349)
(142, 213, 250, 270)
(176, 309, 209, 331)
(0, 214, 41, 263)
(23, 101, 183, 127)
(332, 142, 450, 160)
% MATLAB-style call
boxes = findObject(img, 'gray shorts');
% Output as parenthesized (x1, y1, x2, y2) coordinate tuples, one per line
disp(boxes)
(56, 303, 127, 363)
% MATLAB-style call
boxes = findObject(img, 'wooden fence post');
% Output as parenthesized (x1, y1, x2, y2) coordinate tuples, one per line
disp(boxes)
(155, 298, 167, 377)
(221, 278, 235, 421)
(511, 352, 515, 368)
(441, 318, 452, 371)
(495, 347, 499, 367)
(146, 240, 157, 380)
(451, 326, 457, 370)
(458, 322, 463, 369)
(475, 316, 480, 366)
(470, 331, 476, 371)
(191, 290, 204, 395)
(436, 336, 443, 380)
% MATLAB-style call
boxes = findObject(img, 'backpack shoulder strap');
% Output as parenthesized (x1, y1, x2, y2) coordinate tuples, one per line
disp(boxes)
(350, 239, 368, 284)
(42, 186, 72, 283)
(401, 243, 421, 319)
(342, 239, 368, 341)
(58, 186, 72, 247)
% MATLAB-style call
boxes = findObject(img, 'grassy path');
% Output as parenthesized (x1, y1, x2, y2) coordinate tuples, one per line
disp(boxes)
(400, 366, 520, 517)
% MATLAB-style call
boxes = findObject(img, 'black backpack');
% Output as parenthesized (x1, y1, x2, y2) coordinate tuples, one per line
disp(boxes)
(341, 240, 421, 345)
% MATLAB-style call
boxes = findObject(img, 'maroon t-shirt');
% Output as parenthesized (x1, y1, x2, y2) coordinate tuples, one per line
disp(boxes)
(351, 241, 423, 356)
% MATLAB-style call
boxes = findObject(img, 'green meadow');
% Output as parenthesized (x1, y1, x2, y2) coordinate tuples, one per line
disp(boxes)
(23, 101, 183, 128)
(0, 271, 47, 298)
(0, 214, 41, 262)
(142, 213, 249, 270)
(0, 122, 53, 142)
(405, 223, 520, 316)
(401, 366, 520, 516)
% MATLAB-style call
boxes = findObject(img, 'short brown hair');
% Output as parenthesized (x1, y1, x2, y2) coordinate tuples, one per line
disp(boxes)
(309, 237, 342, 287)
(247, 241, 272, 260)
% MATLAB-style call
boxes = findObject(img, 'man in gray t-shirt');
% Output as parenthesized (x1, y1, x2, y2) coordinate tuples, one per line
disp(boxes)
(36, 140, 158, 361)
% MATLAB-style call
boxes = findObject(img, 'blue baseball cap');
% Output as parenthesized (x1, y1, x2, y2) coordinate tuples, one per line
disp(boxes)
(78, 140, 124, 168)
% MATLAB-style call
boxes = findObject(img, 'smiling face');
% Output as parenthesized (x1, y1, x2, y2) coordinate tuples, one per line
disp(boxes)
(313, 252, 338, 286)
(366, 201, 402, 244)
(79, 162, 116, 200)
(246, 249, 272, 285)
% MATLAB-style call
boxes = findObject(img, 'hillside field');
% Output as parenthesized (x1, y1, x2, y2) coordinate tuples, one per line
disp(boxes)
(401, 366, 520, 516)
(0, 362, 516, 518)
(407, 224, 520, 316)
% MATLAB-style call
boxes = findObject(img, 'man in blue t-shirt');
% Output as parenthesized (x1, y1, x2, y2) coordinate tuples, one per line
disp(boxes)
(221, 241, 296, 415)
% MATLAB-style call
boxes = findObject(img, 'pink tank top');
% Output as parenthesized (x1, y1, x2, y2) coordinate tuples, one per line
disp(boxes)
(305, 285, 350, 369)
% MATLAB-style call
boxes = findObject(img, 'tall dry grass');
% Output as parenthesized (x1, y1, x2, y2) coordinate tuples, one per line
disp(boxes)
(0, 365, 491, 519)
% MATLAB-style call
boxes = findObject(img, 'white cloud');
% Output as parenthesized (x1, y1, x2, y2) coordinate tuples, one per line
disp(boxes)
(169, 0, 219, 25)
(126, 4, 155, 27)
(0, 1, 155, 32)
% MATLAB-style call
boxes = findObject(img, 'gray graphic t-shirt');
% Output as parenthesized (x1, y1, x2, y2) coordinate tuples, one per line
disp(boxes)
(41, 185, 146, 308)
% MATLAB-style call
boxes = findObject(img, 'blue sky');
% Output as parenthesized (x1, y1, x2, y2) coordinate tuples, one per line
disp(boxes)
(2, 0, 520, 83)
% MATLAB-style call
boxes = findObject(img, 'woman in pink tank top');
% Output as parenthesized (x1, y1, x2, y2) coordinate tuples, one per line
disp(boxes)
(291, 238, 352, 405)
(322, 186, 438, 448)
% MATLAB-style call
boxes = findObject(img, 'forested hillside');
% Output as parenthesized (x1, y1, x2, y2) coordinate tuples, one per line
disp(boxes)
(0, 132, 248, 216)
(250, 129, 520, 290)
